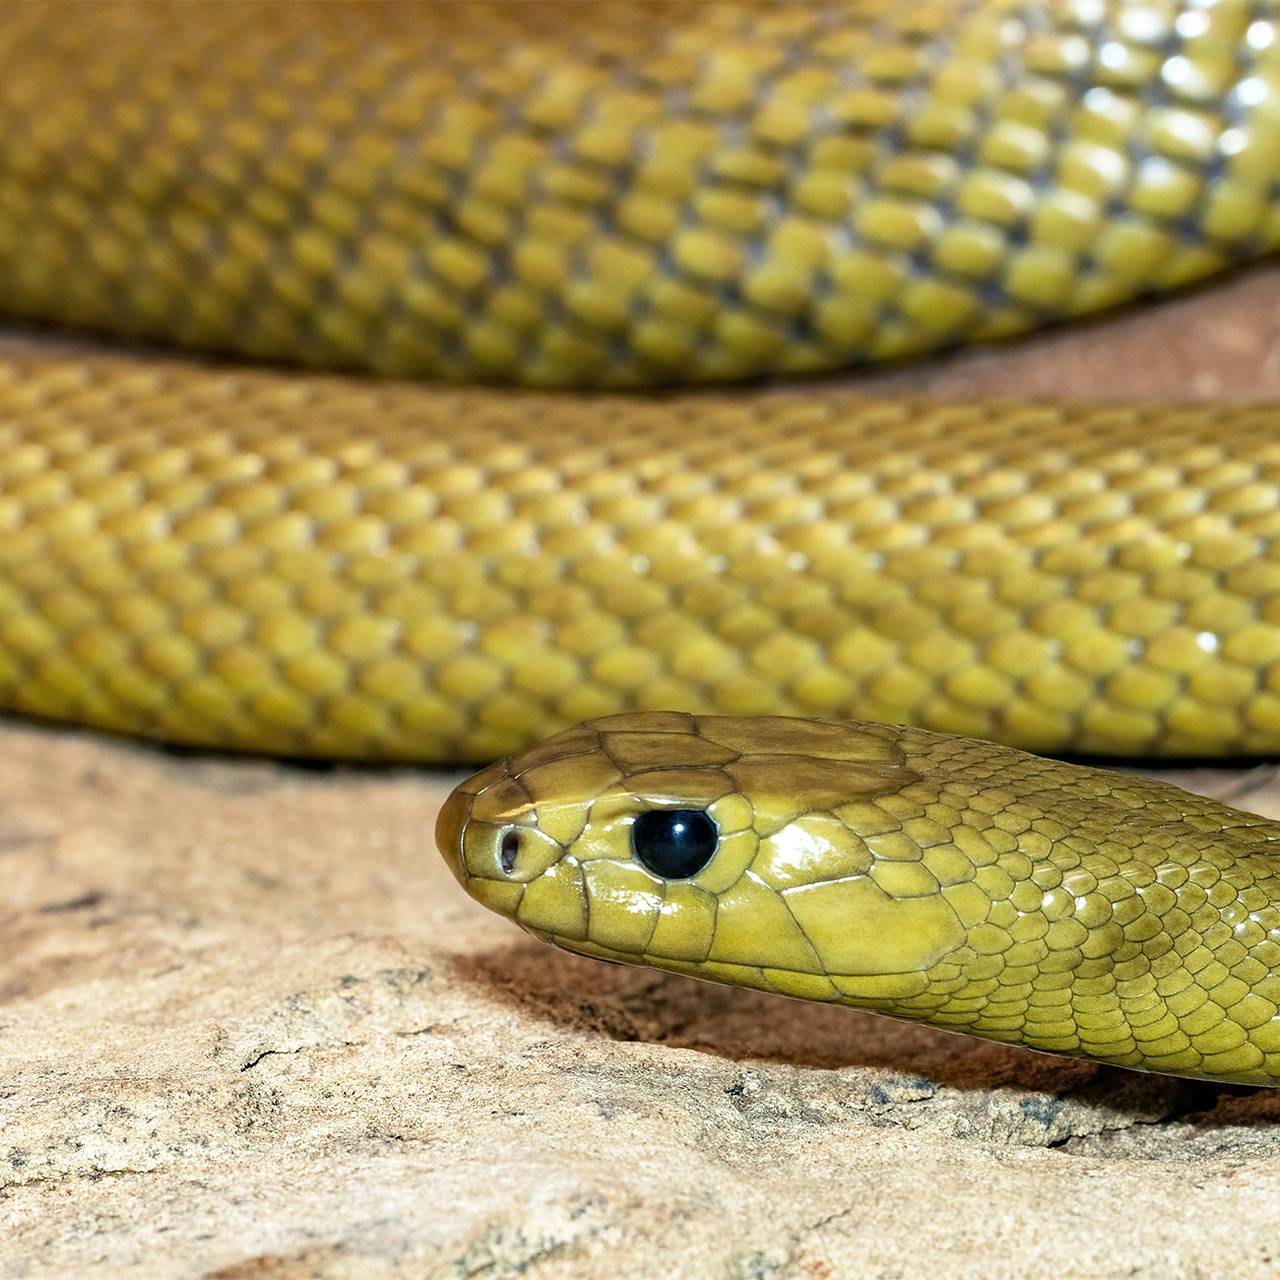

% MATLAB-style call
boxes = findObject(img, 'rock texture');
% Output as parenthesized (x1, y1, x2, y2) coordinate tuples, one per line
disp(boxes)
(6, 270, 1280, 1278)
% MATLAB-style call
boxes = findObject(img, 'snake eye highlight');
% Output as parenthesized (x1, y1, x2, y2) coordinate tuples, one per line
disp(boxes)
(631, 809, 718, 879)
(500, 829, 520, 874)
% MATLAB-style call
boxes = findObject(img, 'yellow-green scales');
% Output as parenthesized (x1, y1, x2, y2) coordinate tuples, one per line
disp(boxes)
(2, 1, 1280, 1083)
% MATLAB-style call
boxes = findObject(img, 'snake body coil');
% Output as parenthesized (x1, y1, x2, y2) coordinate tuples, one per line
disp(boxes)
(5, 0, 1280, 1080)
(1, 0, 1279, 760)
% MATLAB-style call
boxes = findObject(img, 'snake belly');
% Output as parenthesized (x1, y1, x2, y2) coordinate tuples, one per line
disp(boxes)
(438, 712, 1280, 1085)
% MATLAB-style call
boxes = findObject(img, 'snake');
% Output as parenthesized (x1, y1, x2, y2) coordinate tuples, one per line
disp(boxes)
(5, 0, 1280, 1083)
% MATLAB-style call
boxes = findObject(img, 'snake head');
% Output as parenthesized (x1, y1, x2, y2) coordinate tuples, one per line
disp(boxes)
(435, 712, 968, 1001)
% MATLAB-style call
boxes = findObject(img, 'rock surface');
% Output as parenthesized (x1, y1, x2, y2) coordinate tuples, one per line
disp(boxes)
(6, 270, 1280, 1279)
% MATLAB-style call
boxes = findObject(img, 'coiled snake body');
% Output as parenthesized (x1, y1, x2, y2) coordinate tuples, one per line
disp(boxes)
(6, 0, 1280, 1082)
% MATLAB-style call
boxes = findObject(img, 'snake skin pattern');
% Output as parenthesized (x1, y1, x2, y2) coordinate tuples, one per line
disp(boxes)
(1, 1, 1279, 759)
(4, 355, 1280, 761)
(6, 0, 1280, 1078)
(0, 1, 1277, 385)
(438, 713, 1280, 1085)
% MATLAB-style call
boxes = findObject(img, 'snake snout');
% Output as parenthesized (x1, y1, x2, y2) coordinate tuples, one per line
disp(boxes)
(435, 759, 566, 917)
(435, 787, 471, 889)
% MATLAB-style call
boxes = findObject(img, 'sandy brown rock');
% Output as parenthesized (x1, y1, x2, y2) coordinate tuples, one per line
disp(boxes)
(6, 274, 1280, 1278)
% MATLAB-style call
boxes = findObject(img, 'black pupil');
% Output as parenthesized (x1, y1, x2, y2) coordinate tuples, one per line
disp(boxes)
(631, 809, 718, 879)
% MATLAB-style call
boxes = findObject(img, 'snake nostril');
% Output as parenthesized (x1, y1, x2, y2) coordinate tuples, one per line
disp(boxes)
(500, 829, 520, 874)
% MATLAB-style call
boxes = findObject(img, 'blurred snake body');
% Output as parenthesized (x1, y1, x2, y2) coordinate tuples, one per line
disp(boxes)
(5, 0, 1280, 1081)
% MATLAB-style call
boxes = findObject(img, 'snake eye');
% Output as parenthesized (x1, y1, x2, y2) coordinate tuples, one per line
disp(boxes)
(631, 809, 718, 879)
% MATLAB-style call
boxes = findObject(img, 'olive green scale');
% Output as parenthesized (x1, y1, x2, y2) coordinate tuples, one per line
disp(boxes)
(1, 1, 1279, 759)
(4, 357, 1280, 762)
(0, 1, 1277, 386)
